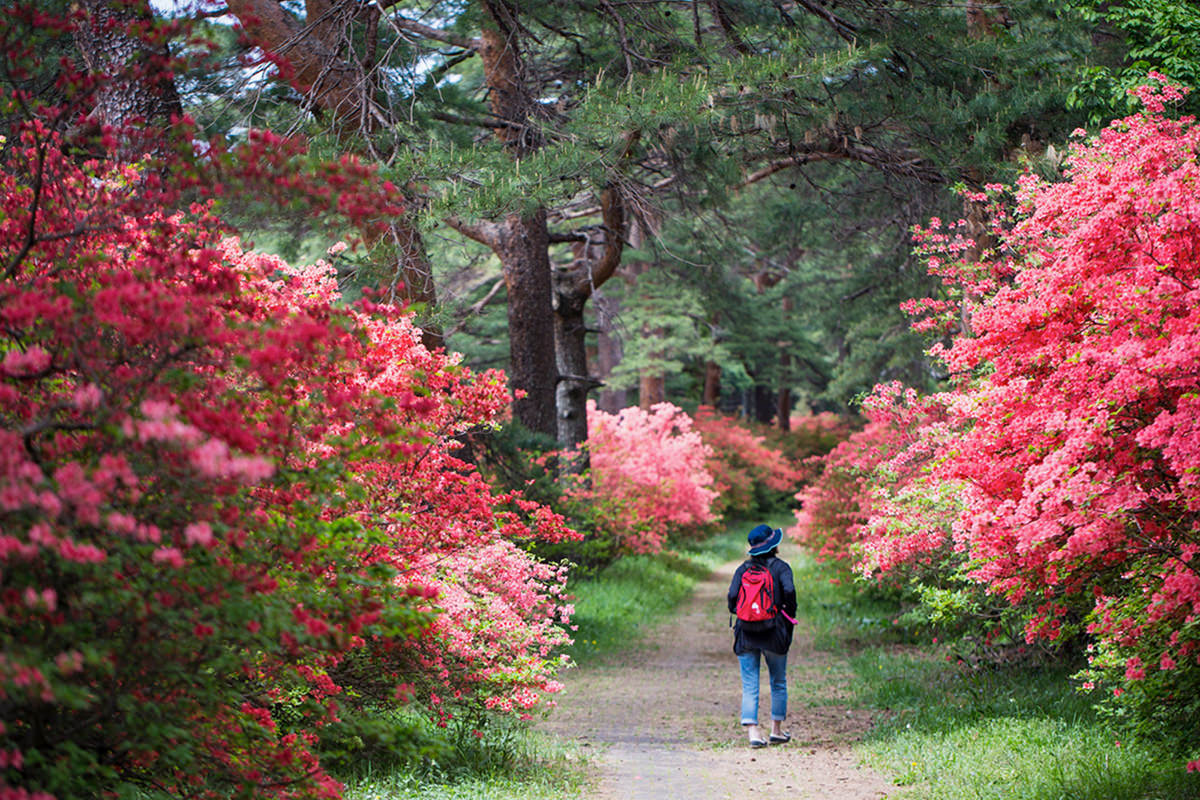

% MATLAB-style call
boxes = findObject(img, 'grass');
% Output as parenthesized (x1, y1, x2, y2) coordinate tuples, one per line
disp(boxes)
(788, 551, 1200, 800)
(345, 522, 1200, 799)
(336, 711, 588, 800)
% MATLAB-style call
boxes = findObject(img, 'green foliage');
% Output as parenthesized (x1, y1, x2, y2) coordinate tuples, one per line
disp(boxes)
(894, 555, 1066, 668)
(602, 266, 721, 395)
(454, 422, 624, 570)
(317, 709, 447, 775)
(1065, 0, 1200, 123)
(337, 713, 587, 800)
(1076, 600, 1200, 759)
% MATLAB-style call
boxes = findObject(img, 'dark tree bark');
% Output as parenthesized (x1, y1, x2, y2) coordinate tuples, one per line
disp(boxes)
(593, 290, 626, 413)
(73, 0, 182, 159)
(553, 285, 594, 450)
(447, 208, 557, 439)
(497, 212, 558, 439)
(702, 359, 722, 408)
(552, 180, 629, 448)
(639, 371, 666, 409)
(439, 1, 559, 438)
(750, 384, 775, 424)
(776, 382, 792, 430)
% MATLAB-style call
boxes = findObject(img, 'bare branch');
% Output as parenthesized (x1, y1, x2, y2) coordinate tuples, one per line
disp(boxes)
(382, 12, 480, 51)
(445, 278, 506, 338)
(429, 110, 523, 130)
(794, 0, 858, 43)
(444, 216, 502, 249)
(736, 151, 842, 188)
(708, 0, 752, 55)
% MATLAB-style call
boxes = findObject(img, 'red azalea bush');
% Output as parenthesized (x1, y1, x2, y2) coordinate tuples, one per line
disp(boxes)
(930, 78, 1200, 740)
(816, 76, 1200, 747)
(0, 126, 574, 800)
(692, 406, 803, 518)
(572, 401, 717, 554)
(786, 383, 944, 567)
(226, 243, 577, 722)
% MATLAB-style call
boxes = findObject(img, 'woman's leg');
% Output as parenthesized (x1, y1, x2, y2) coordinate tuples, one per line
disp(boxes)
(763, 649, 788, 735)
(737, 650, 762, 740)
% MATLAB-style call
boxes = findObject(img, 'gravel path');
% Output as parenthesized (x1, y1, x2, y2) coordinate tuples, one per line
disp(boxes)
(538, 558, 896, 799)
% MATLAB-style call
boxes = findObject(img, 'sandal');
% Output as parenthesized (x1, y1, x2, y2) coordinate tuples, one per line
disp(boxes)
(749, 737, 768, 748)
(769, 732, 791, 745)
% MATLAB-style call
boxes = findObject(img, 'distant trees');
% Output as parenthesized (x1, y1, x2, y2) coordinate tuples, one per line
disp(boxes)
(78, 0, 1191, 436)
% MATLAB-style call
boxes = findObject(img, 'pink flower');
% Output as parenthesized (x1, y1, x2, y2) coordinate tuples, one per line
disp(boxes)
(184, 521, 214, 548)
(2, 346, 51, 376)
(152, 547, 185, 568)
(71, 383, 102, 411)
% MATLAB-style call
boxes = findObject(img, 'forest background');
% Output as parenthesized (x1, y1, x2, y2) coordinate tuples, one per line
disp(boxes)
(3, 0, 1200, 798)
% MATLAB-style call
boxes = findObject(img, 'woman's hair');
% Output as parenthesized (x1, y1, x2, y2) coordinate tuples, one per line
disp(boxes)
(754, 547, 778, 559)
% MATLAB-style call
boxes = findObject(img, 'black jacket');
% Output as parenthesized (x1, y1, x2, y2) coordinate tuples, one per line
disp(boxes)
(727, 554, 797, 655)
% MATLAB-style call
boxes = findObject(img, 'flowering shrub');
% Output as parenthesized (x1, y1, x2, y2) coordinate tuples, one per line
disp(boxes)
(929, 77, 1200, 743)
(786, 384, 943, 566)
(0, 22, 576, 795)
(572, 402, 717, 554)
(692, 406, 802, 518)
(816, 76, 1200, 748)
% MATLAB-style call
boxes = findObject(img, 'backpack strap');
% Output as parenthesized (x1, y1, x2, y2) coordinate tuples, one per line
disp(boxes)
(766, 556, 797, 625)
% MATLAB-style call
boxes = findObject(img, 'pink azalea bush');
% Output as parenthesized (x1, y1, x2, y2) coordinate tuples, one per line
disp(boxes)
(575, 401, 718, 554)
(0, 140, 576, 799)
(787, 384, 946, 567)
(932, 78, 1200, 739)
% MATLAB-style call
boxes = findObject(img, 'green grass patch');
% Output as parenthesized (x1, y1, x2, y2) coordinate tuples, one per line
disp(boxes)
(789, 553, 1200, 800)
(789, 551, 906, 654)
(337, 712, 588, 800)
(564, 520, 776, 664)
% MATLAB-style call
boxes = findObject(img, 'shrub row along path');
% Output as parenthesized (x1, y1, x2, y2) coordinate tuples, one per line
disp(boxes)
(538, 558, 895, 800)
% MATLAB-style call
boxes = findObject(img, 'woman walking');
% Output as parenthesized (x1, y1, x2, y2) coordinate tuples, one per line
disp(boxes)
(727, 524, 796, 748)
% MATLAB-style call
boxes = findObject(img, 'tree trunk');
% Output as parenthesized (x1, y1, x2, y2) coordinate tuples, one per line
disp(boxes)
(553, 288, 592, 458)
(495, 210, 558, 439)
(702, 360, 722, 407)
(640, 372, 666, 409)
(776, 384, 792, 431)
(73, 0, 182, 160)
(593, 291, 626, 413)
(753, 384, 775, 425)
(551, 179, 630, 446)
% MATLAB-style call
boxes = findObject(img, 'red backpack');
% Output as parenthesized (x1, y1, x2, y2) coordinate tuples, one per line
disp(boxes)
(735, 563, 778, 631)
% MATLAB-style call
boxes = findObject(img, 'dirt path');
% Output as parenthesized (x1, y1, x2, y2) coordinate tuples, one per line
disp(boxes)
(538, 558, 896, 800)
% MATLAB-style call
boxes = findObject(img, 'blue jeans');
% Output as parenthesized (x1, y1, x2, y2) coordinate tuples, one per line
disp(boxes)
(738, 649, 787, 725)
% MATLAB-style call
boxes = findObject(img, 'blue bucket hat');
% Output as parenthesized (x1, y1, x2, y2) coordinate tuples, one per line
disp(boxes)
(747, 524, 783, 556)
